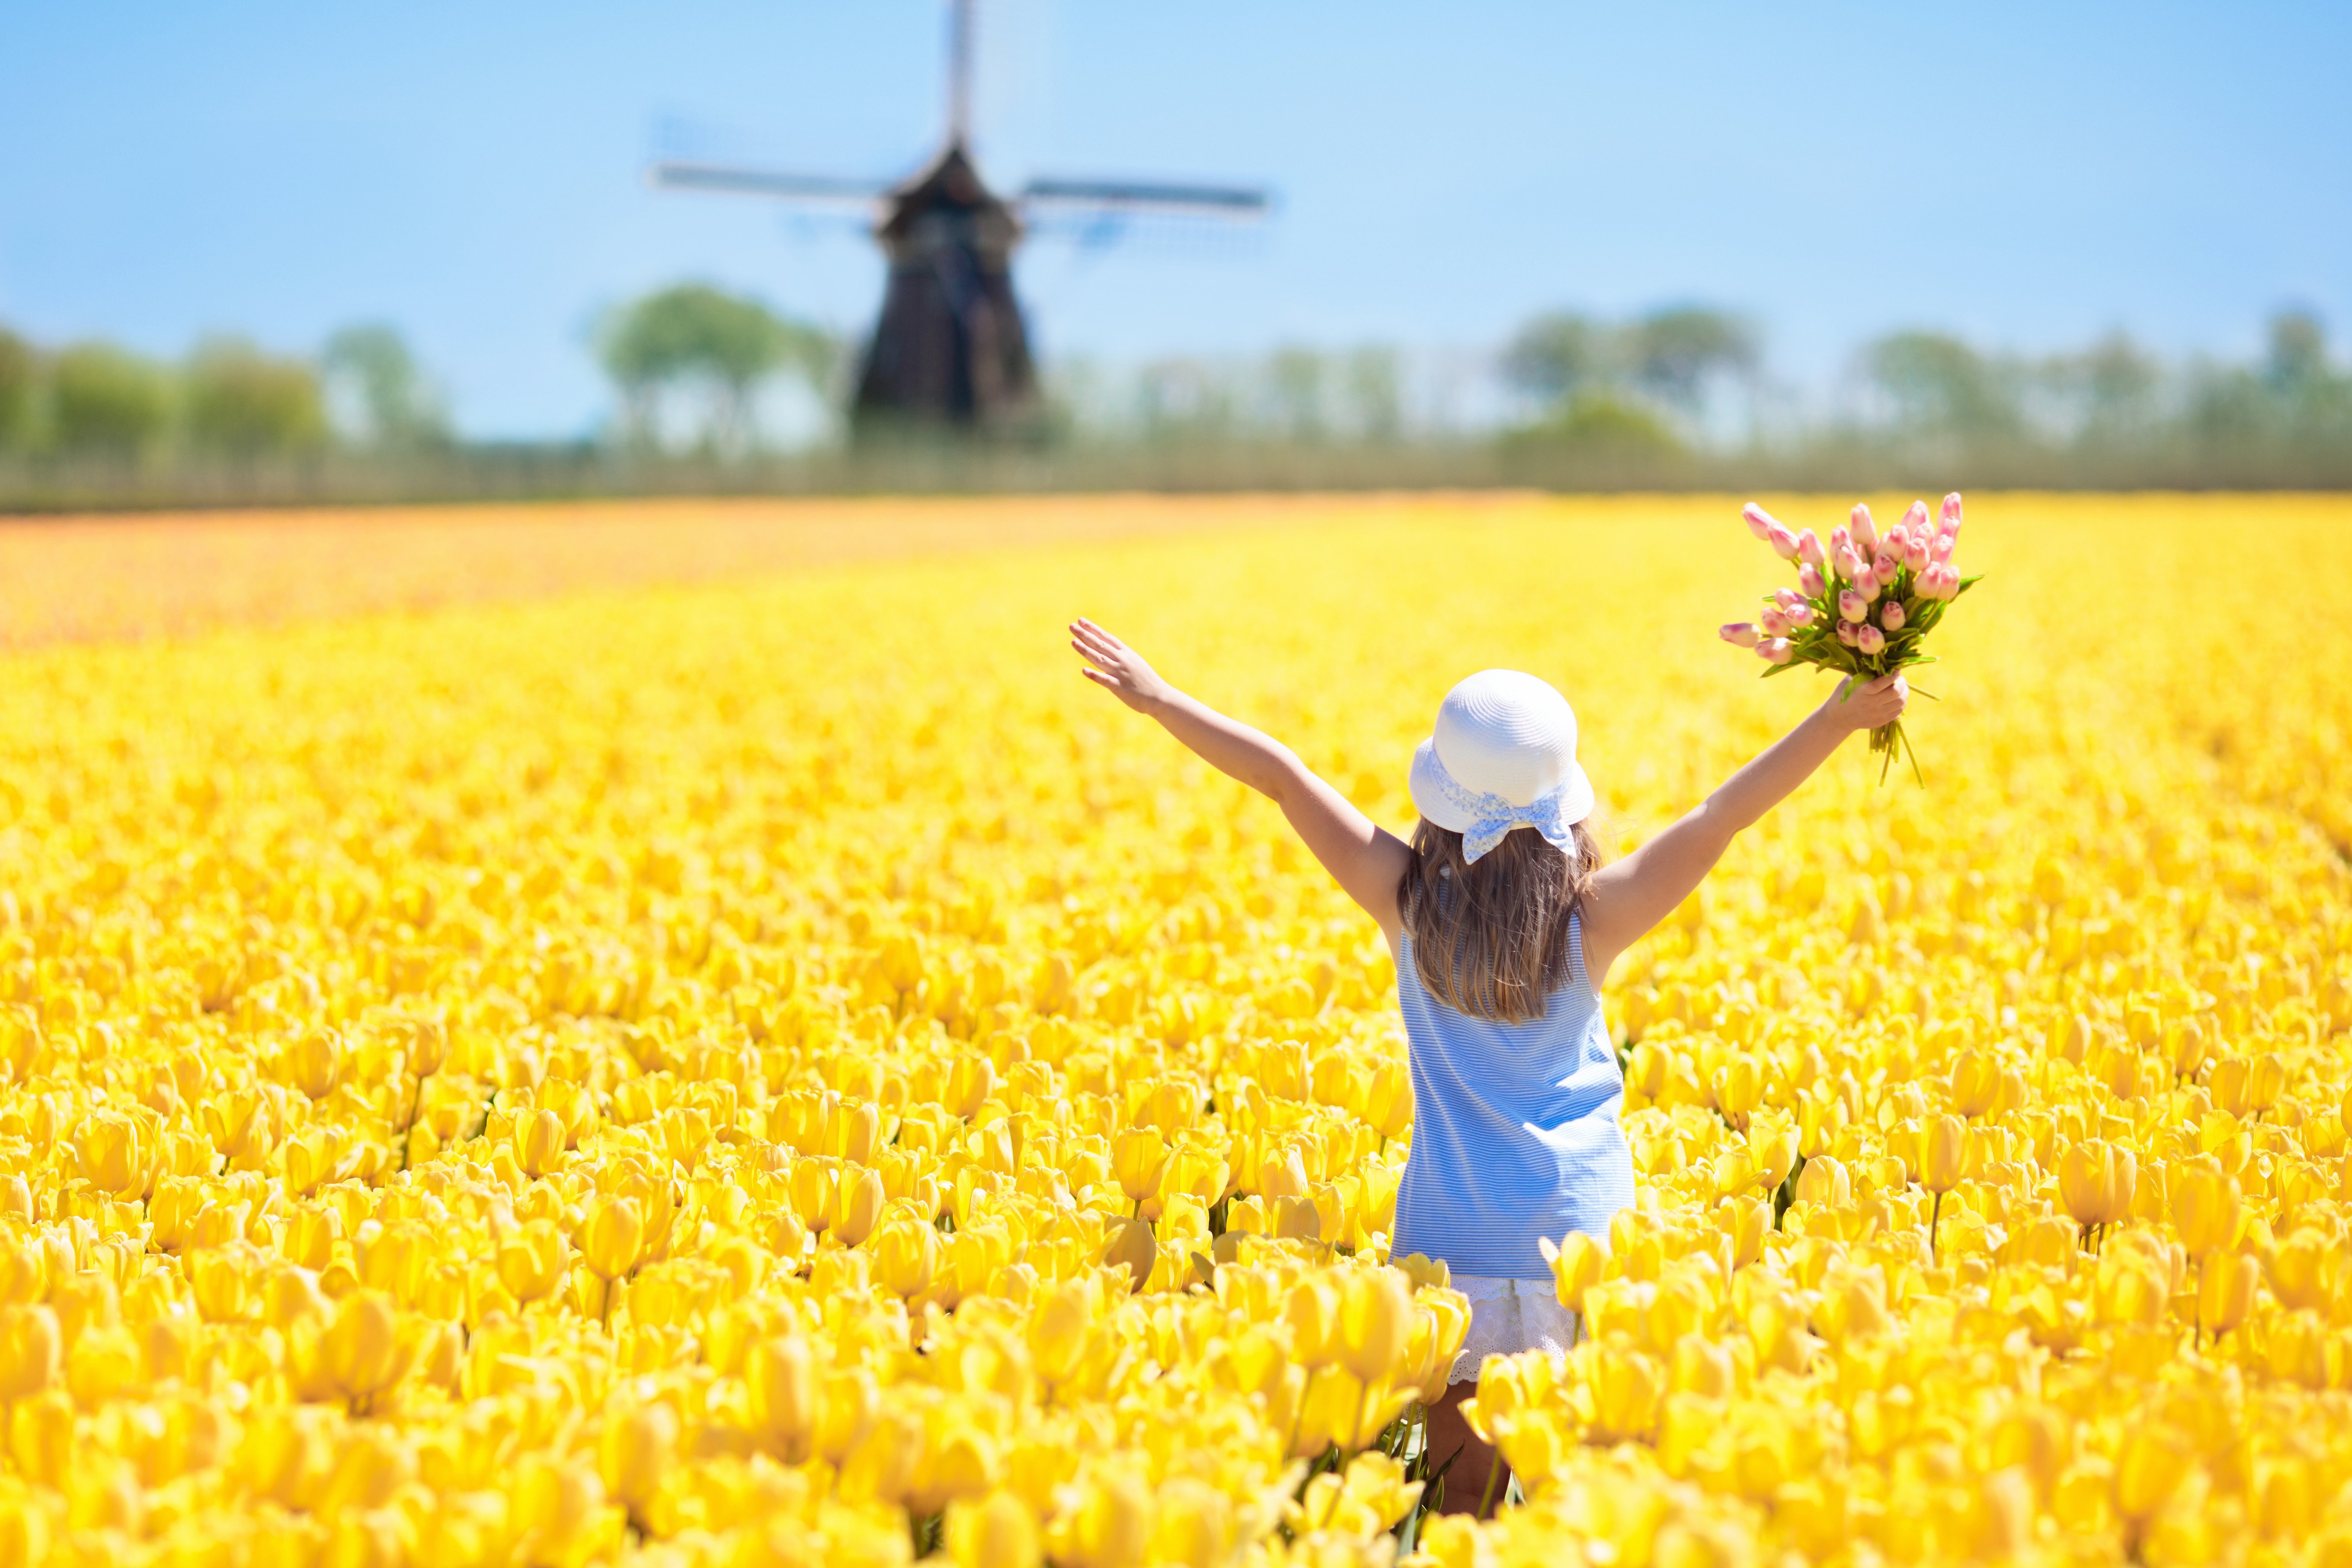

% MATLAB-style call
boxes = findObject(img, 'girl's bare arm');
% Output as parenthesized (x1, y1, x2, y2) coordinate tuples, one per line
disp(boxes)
(1068, 619, 1410, 929)
(1579, 674, 1907, 984)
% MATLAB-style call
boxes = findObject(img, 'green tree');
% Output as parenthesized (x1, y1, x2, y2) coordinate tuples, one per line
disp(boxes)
(1501, 312, 1608, 407)
(183, 338, 328, 459)
(2264, 309, 2328, 396)
(599, 283, 833, 452)
(1624, 306, 1759, 413)
(1342, 346, 1403, 442)
(50, 342, 171, 460)
(1864, 331, 2023, 441)
(322, 323, 449, 450)
(1263, 346, 1329, 441)
(0, 326, 37, 453)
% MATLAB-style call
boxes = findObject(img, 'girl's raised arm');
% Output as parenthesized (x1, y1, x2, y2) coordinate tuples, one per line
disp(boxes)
(1069, 619, 1411, 930)
(1579, 674, 1907, 985)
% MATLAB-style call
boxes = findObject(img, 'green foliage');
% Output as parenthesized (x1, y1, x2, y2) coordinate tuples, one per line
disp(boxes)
(184, 338, 328, 459)
(50, 342, 171, 459)
(1501, 312, 1608, 405)
(0, 327, 36, 453)
(1863, 331, 2024, 441)
(598, 283, 834, 452)
(323, 324, 449, 451)
(1624, 307, 1759, 412)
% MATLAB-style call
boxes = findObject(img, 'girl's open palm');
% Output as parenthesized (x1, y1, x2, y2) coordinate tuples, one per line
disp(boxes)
(1069, 619, 1171, 712)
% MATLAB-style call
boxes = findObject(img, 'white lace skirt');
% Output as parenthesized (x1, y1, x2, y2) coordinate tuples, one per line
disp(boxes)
(1448, 1275, 1580, 1385)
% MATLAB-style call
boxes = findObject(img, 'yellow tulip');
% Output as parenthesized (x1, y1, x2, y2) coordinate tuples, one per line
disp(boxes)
(581, 1196, 646, 1281)
(514, 1108, 567, 1178)
(598, 1401, 678, 1514)
(0, 1306, 60, 1402)
(2196, 1250, 2258, 1340)
(948, 1489, 1041, 1568)
(2114, 1424, 2196, 1526)
(1111, 1128, 1168, 1209)
(496, 1218, 570, 1303)
(1336, 1267, 1410, 1385)
(1537, 1230, 1605, 1314)
(2171, 1156, 2242, 1257)
(319, 1290, 406, 1402)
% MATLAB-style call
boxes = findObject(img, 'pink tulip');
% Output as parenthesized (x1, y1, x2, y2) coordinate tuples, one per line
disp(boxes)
(1767, 523, 1802, 561)
(1931, 532, 1956, 565)
(1719, 621, 1761, 647)
(1852, 563, 1882, 600)
(1918, 562, 1959, 600)
(1849, 504, 1878, 556)
(1834, 545, 1867, 582)
(1901, 500, 1929, 536)
(1902, 532, 1931, 572)
(1880, 599, 1906, 631)
(1856, 625, 1885, 656)
(1873, 548, 1902, 583)
(1772, 586, 1803, 609)
(1796, 529, 1826, 571)
(1837, 589, 1868, 623)
(1742, 502, 1781, 541)
(1835, 621, 1860, 647)
(1797, 563, 1826, 598)
(1756, 637, 1794, 665)
(1940, 492, 1963, 529)
(1760, 606, 1790, 637)
(1828, 523, 1853, 558)
(1786, 601, 1816, 627)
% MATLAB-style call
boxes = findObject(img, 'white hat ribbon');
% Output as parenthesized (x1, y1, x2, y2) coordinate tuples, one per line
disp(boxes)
(1409, 740, 1580, 863)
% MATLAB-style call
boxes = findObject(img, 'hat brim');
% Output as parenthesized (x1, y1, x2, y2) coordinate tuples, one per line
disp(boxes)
(1409, 738, 1594, 838)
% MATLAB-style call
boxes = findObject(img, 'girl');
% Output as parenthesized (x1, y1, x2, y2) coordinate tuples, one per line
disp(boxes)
(1066, 617, 1906, 1511)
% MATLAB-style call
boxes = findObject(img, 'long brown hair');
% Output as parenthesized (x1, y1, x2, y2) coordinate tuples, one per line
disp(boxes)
(1397, 818, 1604, 1024)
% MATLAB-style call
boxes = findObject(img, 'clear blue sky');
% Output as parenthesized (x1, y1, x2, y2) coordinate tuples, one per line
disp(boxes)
(3, 1, 2344, 438)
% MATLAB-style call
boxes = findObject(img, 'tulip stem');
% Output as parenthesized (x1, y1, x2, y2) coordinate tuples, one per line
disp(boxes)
(1928, 1190, 1943, 1263)
(1477, 1443, 1504, 1521)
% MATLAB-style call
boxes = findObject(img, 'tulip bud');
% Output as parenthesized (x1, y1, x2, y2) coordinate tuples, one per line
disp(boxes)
(1759, 607, 1790, 637)
(1835, 622, 1859, 648)
(1855, 626, 1885, 656)
(1536, 1231, 1605, 1314)
(1916, 1114, 1966, 1194)
(1796, 529, 1825, 570)
(1797, 563, 1825, 597)
(1741, 502, 1780, 541)
(1872, 548, 1901, 583)
(1767, 524, 1802, 562)
(1903, 532, 1931, 572)
(2171, 1157, 2241, 1257)
(832, 1167, 885, 1248)
(1794, 1154, 1849, 1206)
(1719, 623, 1761, 648)
(1772, 586, 1802, 609)
(948, 1490, 1042, 1568)
(2197, 1250, 2257, 1338)
(1851, 563, 1881, 600)
(599, 1402, 678, 1513)
(516, 1109, 566, 1179)
(1755, 638, 1793, 665)
(1112, 1128, 1169, 1207)
(1838, 590, 1868, 624)
(1828, 523, 1854, 558)
(1849, 504, 1878, 555)
(1337, 1269, 1411, 1385)
(1939, 491, 1963, 533)
(582, 1196, 646, 1281)
(1785, 601, 1815, 627)
(1880, 600, 1906, 632)
(1834, 545, 1866, 582)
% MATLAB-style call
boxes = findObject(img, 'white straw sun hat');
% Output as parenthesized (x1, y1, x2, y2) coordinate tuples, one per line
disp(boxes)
(1407, 669, 1595, 863)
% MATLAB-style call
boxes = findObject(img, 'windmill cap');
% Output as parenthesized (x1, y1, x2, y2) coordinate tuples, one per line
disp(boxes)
(1409, 669, 1595, 832)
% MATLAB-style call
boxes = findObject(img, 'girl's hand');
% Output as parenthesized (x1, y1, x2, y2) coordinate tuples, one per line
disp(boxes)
(1828, 672, 1909, 732)
(1069, 619, 1172, 713)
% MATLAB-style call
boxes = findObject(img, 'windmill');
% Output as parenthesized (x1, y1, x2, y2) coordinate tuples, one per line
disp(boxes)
(652, 0, 1270, 439)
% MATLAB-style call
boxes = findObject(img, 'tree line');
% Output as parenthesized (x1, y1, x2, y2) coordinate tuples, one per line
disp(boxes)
(1, 287, 2345, 500)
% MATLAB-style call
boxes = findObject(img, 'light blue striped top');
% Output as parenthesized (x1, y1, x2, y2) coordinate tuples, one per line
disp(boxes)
(1390, 911, 1636, 1279)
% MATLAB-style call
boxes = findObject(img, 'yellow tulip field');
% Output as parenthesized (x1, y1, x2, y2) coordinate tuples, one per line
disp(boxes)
(0, 492, 2348, 1568)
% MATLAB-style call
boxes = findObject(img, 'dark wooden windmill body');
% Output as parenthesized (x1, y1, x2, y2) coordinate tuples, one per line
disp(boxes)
(855, 144, 1037, 435)
(652, 0, 1266, 439)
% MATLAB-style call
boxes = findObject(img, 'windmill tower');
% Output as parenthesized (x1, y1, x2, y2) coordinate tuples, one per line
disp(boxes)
(652, 0, 1269, 440)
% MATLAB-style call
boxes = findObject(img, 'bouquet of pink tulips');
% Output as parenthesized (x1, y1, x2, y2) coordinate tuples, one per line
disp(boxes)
(1721, 494, 1980, 781)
